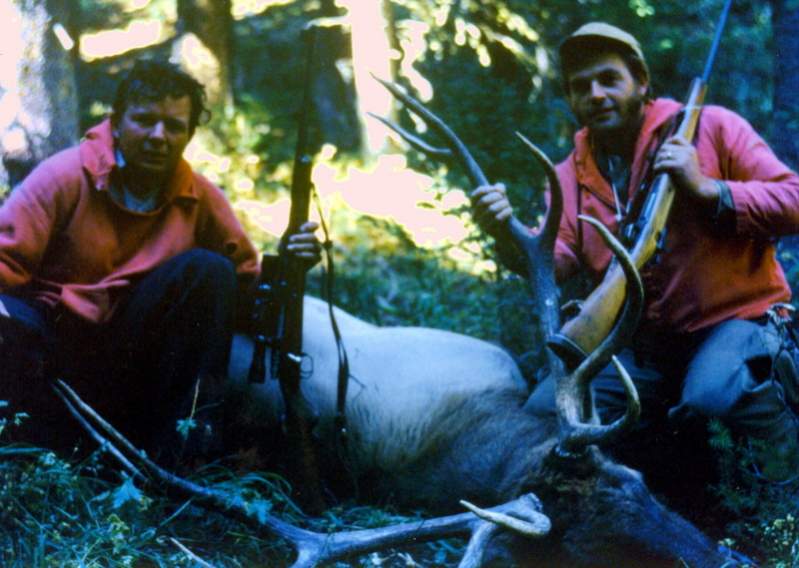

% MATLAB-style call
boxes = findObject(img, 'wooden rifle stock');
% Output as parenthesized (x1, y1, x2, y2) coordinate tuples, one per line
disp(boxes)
(548, 78, 707, 367)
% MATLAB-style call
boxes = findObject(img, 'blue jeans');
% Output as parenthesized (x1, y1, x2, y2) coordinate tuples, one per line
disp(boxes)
(0, 249, 237, 454)
(526, 319, 799, 476)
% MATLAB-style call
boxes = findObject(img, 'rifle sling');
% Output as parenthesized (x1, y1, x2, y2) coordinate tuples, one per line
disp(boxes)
(573, 109, 682, 273)
(313, 192, 351, 459)
(619, 109, 683, 242)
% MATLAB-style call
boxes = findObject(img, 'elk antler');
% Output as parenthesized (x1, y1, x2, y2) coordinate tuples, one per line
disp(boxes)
(371, 77, 642, 451)
(553, 216, 643, 456)
(372, 77, 565, 344)
(373, 73, 644, 482)
(513, 129, 644, 455)
(51, 379, 550, 568)
(372, 78, 557, 249)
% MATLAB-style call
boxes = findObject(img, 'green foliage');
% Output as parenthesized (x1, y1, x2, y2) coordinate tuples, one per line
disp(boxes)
(175, 417, 197, 441)
(233, 0, 325, 168)
(708, 420, 799, 566)
(0, 450, 155, 566)
(0, 406, 29, 440)
(780, 239, 799, 297)
(313, 217, 493, 333)
(761, 514, 799, 568)
(0, 445, 465, 566)
(0, 398, 467, 566)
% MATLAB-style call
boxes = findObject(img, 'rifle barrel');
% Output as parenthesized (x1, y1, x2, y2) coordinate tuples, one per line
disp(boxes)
(702, 0, 733, 83)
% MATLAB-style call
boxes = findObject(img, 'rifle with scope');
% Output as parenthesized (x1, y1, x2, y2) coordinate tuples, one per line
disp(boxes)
(246, 26, 325, 513)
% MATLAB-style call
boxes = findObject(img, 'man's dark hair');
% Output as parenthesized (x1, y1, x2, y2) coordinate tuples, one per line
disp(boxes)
(560, 40, 651, 100)
(111, 60, 209, 135)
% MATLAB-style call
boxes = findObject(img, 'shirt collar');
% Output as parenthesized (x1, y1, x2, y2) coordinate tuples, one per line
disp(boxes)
(571, 98, 683, 206)
(79, 118, 199, 203)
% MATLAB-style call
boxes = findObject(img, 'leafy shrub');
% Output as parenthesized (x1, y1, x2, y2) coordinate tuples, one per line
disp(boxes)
(709, 420, 799, 566)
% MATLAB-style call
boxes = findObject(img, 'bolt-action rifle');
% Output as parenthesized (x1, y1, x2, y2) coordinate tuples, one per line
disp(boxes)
(548, 0, 734, 367)
(246, 26, 325, 513)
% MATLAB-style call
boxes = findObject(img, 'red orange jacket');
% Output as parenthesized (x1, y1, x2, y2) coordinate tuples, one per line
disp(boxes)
(0, 119, 260, 323)
(553, 98, 799, 334)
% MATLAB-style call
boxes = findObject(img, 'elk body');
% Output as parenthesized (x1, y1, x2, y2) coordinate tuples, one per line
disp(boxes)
(226, 296, 528, 474)
(226, 297, 741, 568)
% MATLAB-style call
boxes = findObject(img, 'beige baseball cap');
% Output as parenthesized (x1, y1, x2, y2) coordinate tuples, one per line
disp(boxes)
(559, 22, 649, 81)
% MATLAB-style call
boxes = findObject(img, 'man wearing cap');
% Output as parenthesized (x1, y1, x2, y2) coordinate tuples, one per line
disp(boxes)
(472, 22, 799, 477)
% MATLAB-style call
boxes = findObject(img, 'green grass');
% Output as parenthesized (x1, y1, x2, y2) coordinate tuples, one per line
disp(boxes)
(0, 437, 466, 567)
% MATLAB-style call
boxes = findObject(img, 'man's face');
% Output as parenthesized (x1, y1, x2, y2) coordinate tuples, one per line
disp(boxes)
(566, 52, 648, 139)
(113, 95, 193, 184)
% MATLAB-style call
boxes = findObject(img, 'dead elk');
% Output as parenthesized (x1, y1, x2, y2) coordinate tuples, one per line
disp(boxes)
(51, 81, 750, 566)
(227, 259, 742, 567)
(262, 77, 745, 567)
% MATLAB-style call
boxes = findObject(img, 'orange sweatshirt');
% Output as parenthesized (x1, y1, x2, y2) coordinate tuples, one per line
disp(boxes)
(552, 99, 799, 333)
(0, 119, 260, 323)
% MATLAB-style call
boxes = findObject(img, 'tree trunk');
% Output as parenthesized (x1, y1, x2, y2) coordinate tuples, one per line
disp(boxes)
(175, 0, 233, 110)
(0, 0, 79, 190)
(337, 0, 395, 159)
(770, 0, 799, 293)
(770, 0, 799, 169)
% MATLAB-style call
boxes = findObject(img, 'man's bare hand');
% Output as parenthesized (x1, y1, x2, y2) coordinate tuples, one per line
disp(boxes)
(655, 136, 719, 208)
(470, 183, 515, 238)
(285, 221, 322, 270)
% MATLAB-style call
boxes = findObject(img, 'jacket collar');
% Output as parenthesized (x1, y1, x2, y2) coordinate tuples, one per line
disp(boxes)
(78, 118, 198, 204)
(571, 98, 682, 207)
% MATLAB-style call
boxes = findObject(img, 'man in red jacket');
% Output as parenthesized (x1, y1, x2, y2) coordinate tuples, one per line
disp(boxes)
(473, 23, 799, 478)
(0, 60, 320, 460)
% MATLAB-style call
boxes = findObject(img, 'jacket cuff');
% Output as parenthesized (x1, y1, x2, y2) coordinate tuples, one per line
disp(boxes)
(711, 180, 736, 233)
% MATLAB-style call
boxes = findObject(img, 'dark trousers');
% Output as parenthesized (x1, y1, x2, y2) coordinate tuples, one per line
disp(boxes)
(527, 319, 799, 476)
(0, 249, 237, 456)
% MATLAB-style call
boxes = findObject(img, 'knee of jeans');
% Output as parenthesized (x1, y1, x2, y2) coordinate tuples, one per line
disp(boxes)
(181, 249, 237, 290)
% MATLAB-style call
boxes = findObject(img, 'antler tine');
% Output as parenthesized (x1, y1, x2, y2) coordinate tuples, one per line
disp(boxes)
(52, 380, 311, 543)
(372, 78, 548, 262)
(460, 495, 551, 537)
(556, 215, 644, 454)
(372, 74, 489, 187)
(557, 356, 641, 451)
(458, 522, 498, 568)
(458, 495, 550, 568)
(572, 215, 643, 385)
(52, 380, 145, 481)
(367, 112, 453, 160)
(514, 132, 563, 253)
